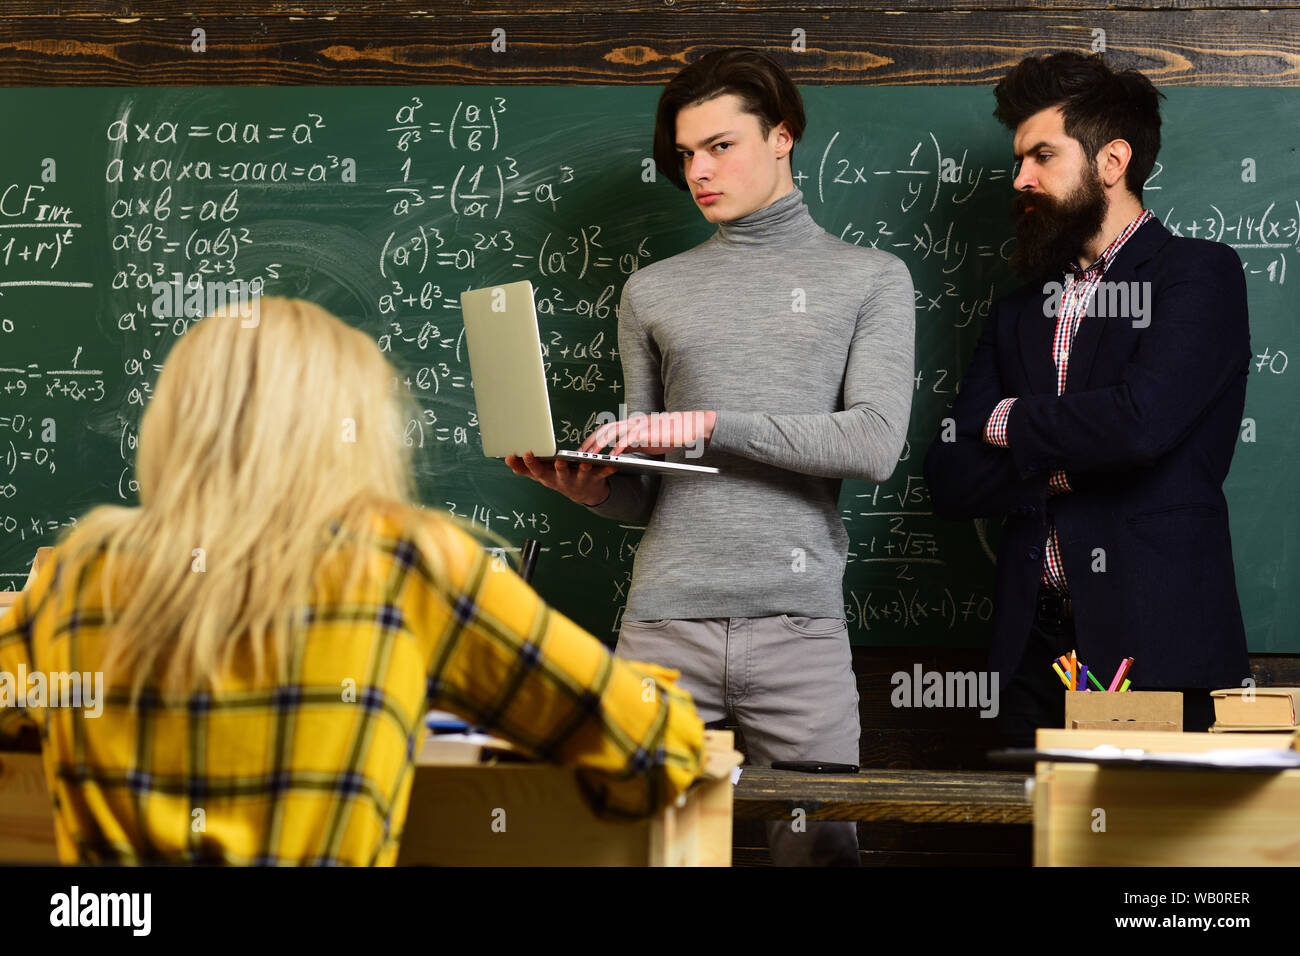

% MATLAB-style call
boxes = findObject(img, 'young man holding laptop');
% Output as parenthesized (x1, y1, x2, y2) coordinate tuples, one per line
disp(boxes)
(505, 48, 915, 865)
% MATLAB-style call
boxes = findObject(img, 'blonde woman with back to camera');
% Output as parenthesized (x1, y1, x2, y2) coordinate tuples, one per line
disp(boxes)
(0, 295, 706, 865)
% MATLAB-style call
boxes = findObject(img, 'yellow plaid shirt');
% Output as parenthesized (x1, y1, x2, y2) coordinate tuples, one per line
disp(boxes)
(0, 510, 706, 865)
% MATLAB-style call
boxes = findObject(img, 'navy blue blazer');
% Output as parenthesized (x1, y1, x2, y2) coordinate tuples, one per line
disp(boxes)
(924, 218, 1252, 689)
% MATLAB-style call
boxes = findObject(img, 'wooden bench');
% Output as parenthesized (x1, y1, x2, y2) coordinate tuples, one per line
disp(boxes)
(733, 767, 1032, 826)
(729, 767, 1033, 866)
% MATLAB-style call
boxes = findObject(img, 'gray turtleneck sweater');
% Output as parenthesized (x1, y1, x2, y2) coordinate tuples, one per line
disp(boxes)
(588, 187, 915, 621)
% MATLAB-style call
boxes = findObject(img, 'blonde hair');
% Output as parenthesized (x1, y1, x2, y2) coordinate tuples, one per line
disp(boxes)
(59, 296, 512, 701)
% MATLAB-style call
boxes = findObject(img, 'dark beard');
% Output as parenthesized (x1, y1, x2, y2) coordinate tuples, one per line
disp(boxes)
(1008, 170, 1107, 279)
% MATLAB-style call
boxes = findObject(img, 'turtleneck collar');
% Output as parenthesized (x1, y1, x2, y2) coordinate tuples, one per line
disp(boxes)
(714, 187, 824, 247)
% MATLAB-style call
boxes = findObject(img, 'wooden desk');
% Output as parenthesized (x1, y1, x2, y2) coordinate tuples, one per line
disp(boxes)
(397, 730, 740, 866)
(0, 751, 54, 863)
(733, 768, 1033, 825)
(0, 731, 741, 866)
(1033, 729, 1300, 866)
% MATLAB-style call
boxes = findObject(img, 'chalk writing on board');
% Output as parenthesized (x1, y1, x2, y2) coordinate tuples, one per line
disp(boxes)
(1, 88, 1294, 656)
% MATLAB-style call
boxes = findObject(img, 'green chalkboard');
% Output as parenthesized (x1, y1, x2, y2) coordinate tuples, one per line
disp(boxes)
(0, 86, 1294, 651)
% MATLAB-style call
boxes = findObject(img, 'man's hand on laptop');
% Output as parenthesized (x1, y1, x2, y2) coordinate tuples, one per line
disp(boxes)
(580, 410, 717, 458)
(506, 452, 618, 506)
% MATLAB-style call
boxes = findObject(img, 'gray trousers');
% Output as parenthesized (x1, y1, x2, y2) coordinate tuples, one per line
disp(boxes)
(615, 615, 861, 866)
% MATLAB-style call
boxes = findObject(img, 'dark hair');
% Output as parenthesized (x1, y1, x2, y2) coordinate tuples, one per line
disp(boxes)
(653, 48, 806, 191)
(993, 51, 1165, 200)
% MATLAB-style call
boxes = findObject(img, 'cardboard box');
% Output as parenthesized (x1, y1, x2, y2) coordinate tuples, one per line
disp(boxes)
(1032, 728, 1300, 865)
(1064, 690, 1182, 731)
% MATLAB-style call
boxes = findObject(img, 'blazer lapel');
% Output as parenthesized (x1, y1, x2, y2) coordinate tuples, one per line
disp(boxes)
(1064, 217, 1172, 392)
(1017, 277, 1061, 396)
(1063, 276, 1120, 394)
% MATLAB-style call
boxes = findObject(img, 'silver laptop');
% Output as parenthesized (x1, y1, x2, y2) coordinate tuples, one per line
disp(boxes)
(460, 280, 720, 477)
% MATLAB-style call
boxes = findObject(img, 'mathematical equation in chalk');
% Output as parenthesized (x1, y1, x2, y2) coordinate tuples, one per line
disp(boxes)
(2, 88, 1293, 646)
